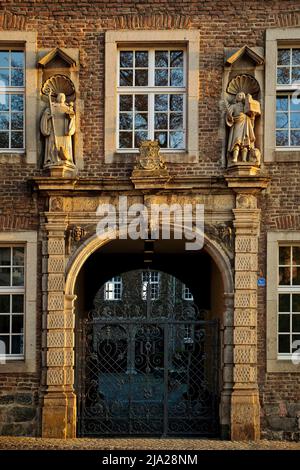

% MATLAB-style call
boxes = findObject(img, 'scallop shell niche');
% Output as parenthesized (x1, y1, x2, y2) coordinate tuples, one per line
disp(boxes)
(41, 74, 76, 101)
(226, 74, 260, 97)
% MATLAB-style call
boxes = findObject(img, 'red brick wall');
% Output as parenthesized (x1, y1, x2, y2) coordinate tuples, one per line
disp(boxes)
(0, 0, 300, 437)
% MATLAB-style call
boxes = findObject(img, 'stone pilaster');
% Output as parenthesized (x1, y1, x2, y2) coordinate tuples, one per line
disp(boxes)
(220, 292, 234, 439)
(231, 193, 260, 440)
(41, 208, 76, 438)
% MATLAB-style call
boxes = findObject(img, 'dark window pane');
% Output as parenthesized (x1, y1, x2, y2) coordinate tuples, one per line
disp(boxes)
(278, 49, 290, 66)
(12, 267, 24, 286)
(170, 68, 184, 87)
(155, 94, 168, 111)
(155, 69, 168, 86)
(170, 113, 183, 130)
(279, 294, 290, 312)
(11, 113, 23, 130)
(170, 94, 183, 111)
(170, 131, 184, 149)
(0, 335, 9, 355)
(120, 51, 133, 68)
(292, 334, 300, 349)
(134, 131, 148, 148)
(155, 51, 168, 68)
(0, 295, 10, 313)
(119, 132, 132, 149)
(135, 113, 148, 130)
(279, 267, 290, 285)
(277, 67, 290, 84)
(276, 96, 288, 111)
(119, 95, 132, 112)
(0, 247, 11, 266)
(119, 70, 133, 86)
(291, 130, 300, 146)
(154, 131, 168, 148)
(170, 51, 183, 67)
(11, 69, 24, 87)
(11, 132, 23, 149)
(119, 113, 132, 130)
(292, 315, 300, 332)
(0, 268, 10, 286)
(0, 70, 9, 87)
(292, 67, 300, 84)
(11, 52, 24, 68)
(12, 295, 23, 313)
(293, 247, 300, 264)
(0, 113, 9, 130)
(292, 267, 300, 285)
(0, 51, 9, 67)
(279, 246, 290, 265)
(291, 112, 300, 128)
(276, 113, 288, 129)
(0, 132, 9, 148)
(135, 95, 148, 111)
(279, 314, 290, 333)
(278, 334, 290, 353)
(13, 247, 24, 266)
(12, 335, 23, 355)
(12, 315, 23, 334)
(0, 315, 10, 333)
(135, 69, 148, 86)
(276, 130, 288, 146)
(292, 294, 300, 312)
(11, 94, 24, 112)
(154, 113, 168, 130)
(135, 51, 148, 68)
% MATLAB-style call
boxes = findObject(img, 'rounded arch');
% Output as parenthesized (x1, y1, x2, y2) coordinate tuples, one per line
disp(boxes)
(65, 224, 234, 297)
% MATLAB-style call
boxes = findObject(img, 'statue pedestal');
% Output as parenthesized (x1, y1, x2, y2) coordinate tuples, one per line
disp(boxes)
(45, 163, 76, 178)
(226, 162, 260, 177)
(130, 168, 171, 189)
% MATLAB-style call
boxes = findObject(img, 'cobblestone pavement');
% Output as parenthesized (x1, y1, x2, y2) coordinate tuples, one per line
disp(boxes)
(0, 437, 299, 450)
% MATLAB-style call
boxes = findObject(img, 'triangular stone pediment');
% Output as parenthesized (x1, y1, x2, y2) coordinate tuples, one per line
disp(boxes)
(225, 45, 264, 66)
(38, 47, 76, 69)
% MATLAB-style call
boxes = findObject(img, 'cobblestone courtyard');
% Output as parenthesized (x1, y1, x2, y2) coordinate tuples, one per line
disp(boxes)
(0, 437, 299, 450)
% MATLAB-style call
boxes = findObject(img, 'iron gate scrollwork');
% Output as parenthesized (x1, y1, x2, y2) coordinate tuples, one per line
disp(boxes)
(77, 271, 219, 437)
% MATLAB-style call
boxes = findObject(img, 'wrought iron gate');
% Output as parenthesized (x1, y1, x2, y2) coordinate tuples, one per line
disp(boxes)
(77, 271, 219, 437)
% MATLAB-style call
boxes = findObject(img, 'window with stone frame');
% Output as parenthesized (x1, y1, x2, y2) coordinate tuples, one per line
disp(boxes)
(0, 49, 25, 151)
(276, 47, 300, 148)
(104, 276, 122, 301)
(142, 271, 160, 300)
(117, 48, 186, 151)
(0, 246, 25, 359)
(278, 245, 300, 357)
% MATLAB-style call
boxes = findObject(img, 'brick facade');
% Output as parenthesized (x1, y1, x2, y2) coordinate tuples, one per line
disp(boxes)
(0, 1, 300, 439)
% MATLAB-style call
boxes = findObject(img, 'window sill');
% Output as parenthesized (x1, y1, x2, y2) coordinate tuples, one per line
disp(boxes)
(0, 152, 25, 164)
(113, 151, 198, 164)
(0, 359, 36, 373)
(274, 149, 300, 162)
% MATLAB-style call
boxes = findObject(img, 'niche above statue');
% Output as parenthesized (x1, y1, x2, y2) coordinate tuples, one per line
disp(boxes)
(225, 74, 261, 167)
(38, 48, 79, 177)
(223, 45, 264, 176)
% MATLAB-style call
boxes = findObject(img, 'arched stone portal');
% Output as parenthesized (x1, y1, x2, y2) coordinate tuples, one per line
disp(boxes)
(41, 225, 236, 439)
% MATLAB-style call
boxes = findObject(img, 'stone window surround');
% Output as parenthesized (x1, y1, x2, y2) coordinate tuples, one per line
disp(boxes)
(267, 231, 300, 372)
(265, 28, 300, 163)
(0, 231, 37, 373)
(104, 29, 199, 164)
(0, 31, 37, 164)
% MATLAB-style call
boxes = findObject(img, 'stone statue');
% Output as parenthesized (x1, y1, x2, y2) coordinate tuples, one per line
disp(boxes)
(225, 74, 261, 166)
(40, 92, 75, 168)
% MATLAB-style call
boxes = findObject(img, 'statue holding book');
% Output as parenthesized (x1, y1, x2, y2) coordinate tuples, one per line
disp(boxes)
(225, 74, 261, 166)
